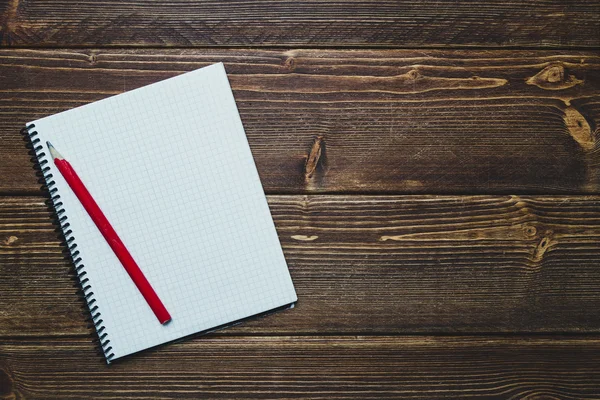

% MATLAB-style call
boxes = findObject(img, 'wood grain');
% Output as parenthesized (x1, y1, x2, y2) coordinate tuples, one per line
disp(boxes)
(3, 49, 600, 194)
(2, 195, 600, 336)
(1, 336, 600, 399)
(2, 2, 599, 397)
(1, 0, 599, 48)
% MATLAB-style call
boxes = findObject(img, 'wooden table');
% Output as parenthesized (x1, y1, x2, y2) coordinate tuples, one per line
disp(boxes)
(1, 1, 600, 398)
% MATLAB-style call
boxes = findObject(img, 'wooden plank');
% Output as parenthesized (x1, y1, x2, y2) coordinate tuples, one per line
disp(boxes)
(1, 1, 599, 48)
(3, 49, 600, 194)
(2, 195, 600, 336)
(1, 336, 599, 399)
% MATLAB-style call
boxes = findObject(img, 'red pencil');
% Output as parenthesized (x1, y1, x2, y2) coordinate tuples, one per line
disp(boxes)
(47, 141, 171, 324)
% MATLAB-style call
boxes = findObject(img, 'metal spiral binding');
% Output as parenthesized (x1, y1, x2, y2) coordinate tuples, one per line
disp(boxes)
(22, 124, 115, 363)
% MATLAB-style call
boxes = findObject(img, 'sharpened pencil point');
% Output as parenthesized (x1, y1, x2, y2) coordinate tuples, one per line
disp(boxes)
(47, 141, 64, 161)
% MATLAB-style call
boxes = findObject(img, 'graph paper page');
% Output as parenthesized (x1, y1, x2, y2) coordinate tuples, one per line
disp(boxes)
(29, 63, 297, 362)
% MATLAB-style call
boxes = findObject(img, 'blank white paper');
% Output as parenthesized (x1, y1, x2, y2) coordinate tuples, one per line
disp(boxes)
(29, 63, 297, 362)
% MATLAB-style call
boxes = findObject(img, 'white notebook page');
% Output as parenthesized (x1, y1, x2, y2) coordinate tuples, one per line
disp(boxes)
(29, 63, 297, 362)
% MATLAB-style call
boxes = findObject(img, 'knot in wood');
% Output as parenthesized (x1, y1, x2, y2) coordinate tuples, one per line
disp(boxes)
(407, 69, 420, 80)
(526, 63, 583, 90)
(564, 106, 595, 150)
(546, 65, 564, 83)
(283, 57, 296, 72)
(305, 136, 324, 180)
(533, 234, 554, 262)
(523, 224, 537, 238)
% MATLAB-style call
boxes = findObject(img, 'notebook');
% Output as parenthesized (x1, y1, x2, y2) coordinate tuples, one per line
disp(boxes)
(24, 63, 297, 363)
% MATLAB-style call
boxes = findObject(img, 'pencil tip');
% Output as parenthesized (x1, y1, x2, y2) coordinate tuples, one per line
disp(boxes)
(47, 141, 63, 160)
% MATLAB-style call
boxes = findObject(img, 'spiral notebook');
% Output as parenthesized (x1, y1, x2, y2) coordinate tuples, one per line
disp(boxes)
(25, 63, 297, 363)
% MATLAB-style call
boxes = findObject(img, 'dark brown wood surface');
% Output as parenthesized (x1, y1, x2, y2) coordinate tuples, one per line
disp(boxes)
(2, 0, 600, 398)
(2, 336, 600, 399)
(2, 195, 600, 337)
(2, 49, 600, 194)
(1, 0, 599, 48)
